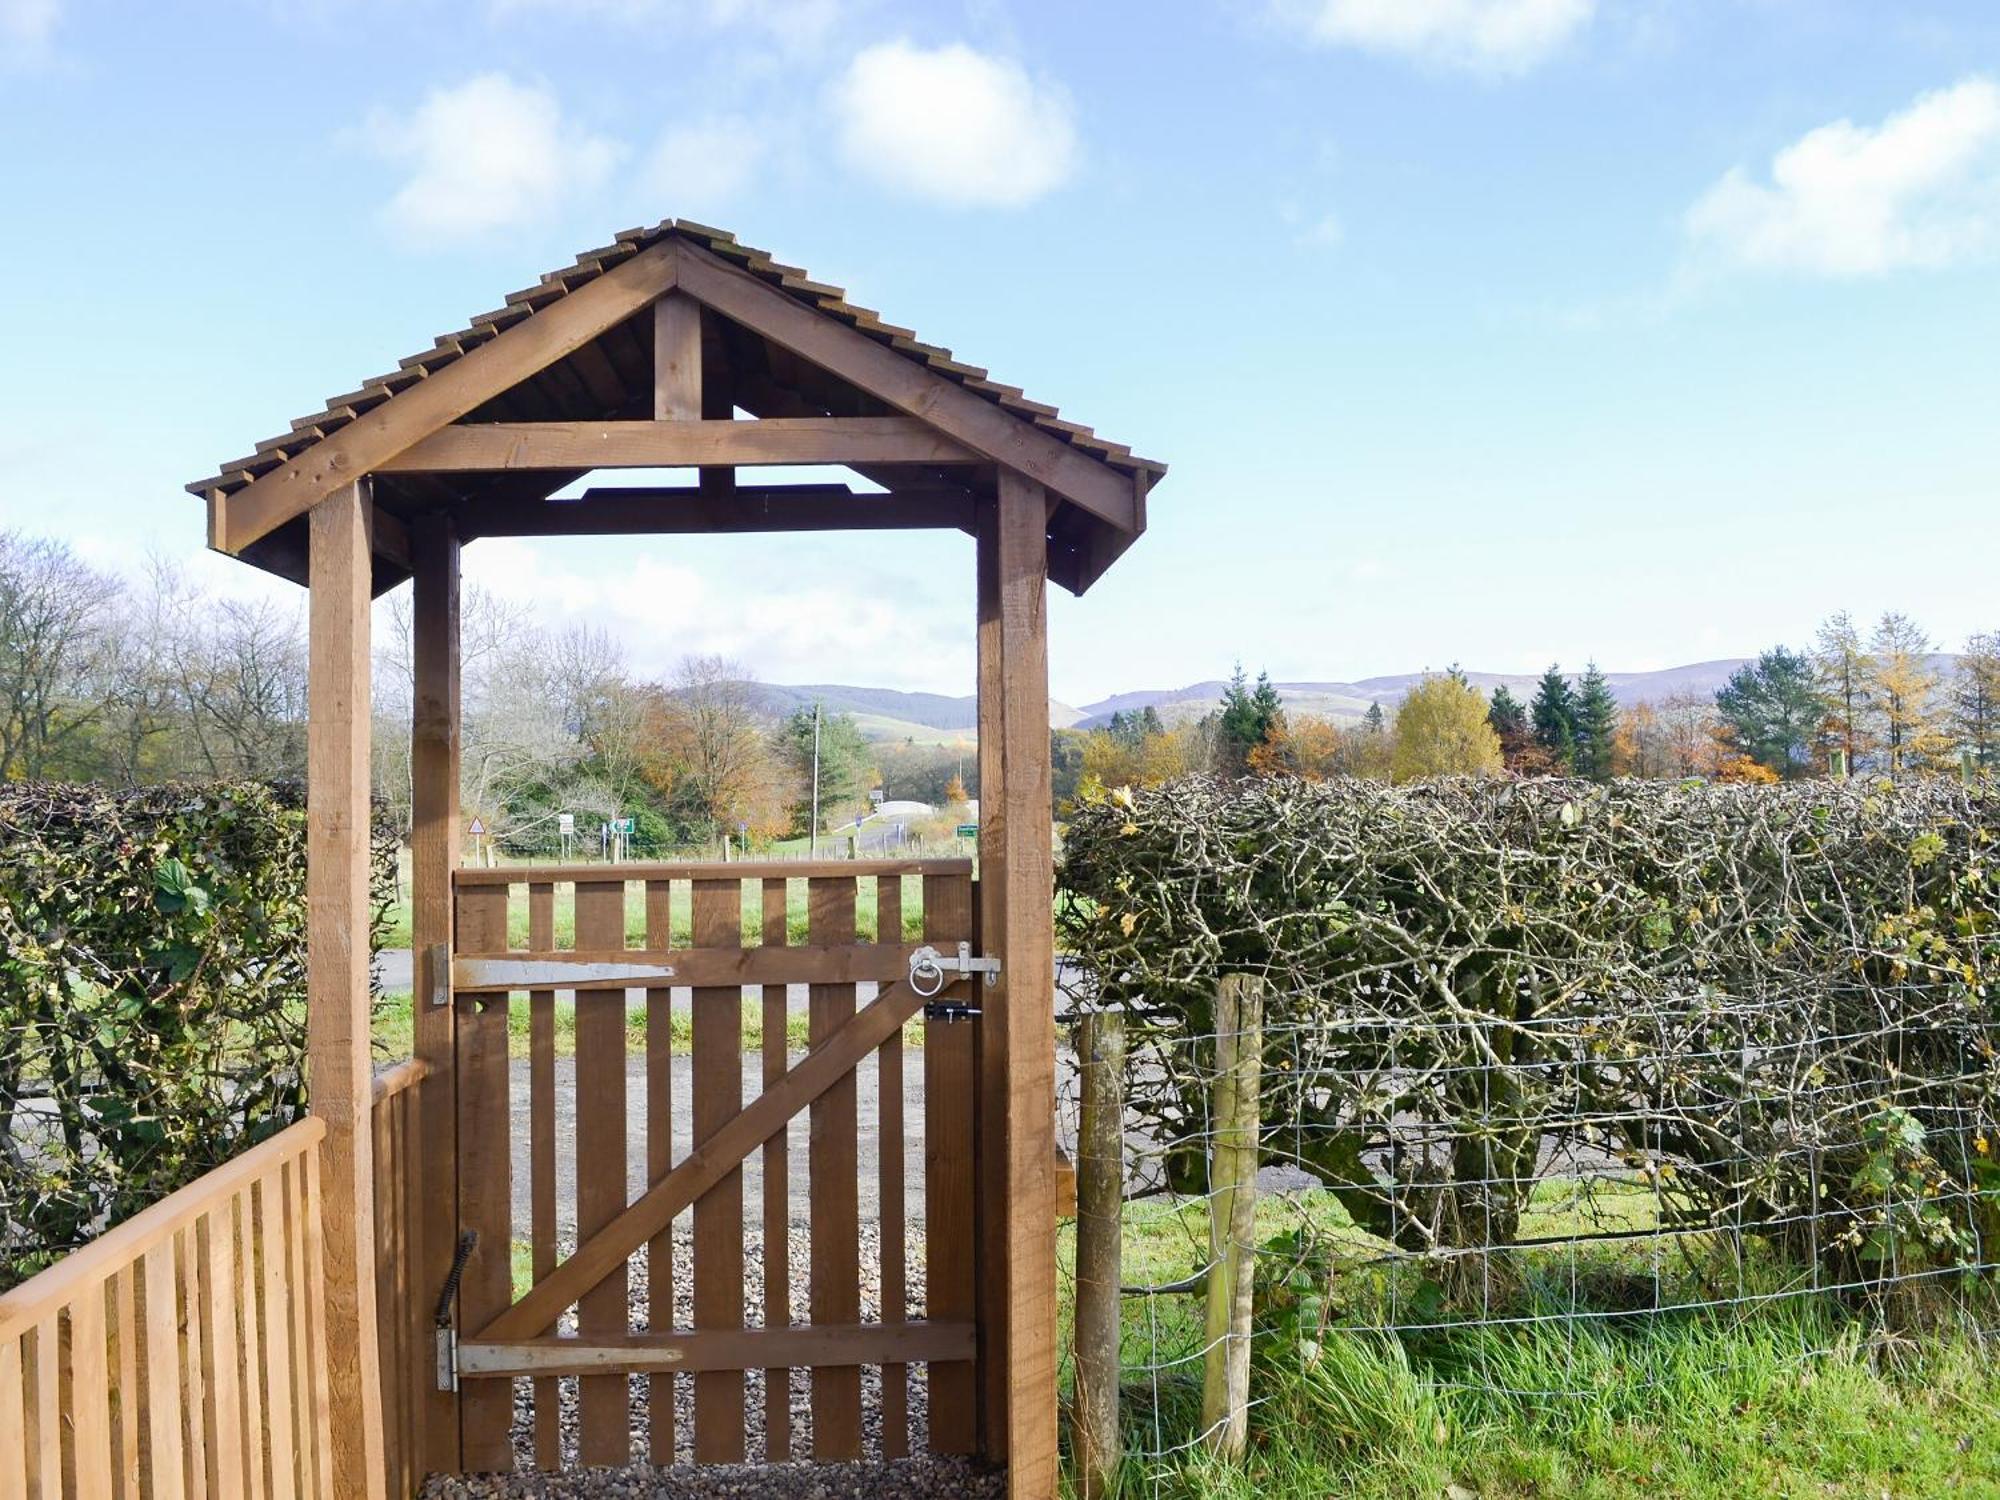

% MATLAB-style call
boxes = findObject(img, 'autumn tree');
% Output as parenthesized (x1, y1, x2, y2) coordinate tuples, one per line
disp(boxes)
(648, 654, 779, 840)
(1390, 674, 1504, 783)
(1813, 611, 1873, 771)
(1954, 631, 2000, 774)
(1866, 612, 1944, 774)
(1656, 689, 1722, 778)
(1216, 664, 1284, 774)
(1714, 647, 1824, 780)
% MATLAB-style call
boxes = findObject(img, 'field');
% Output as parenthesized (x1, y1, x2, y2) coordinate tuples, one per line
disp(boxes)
(1065, 1188, 2000, 1499)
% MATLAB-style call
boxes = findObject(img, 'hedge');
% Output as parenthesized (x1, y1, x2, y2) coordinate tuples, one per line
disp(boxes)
(0, 781, 394, 1288)
(1057, 775, 2000, 1283)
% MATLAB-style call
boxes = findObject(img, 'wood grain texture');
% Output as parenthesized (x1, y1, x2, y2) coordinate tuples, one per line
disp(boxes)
(379, 417, 979, 473)
(528, 883, 561, 1470)
(977, 474, 1060, 1497)
(643, 879, 676, 1467)
(305, 482, 387, 1498)
(653, 293, 702, 421)
(692, 879, 747, 1463)
(875, 875, 908, 1459)
(454, 885, 514, 1472)
(455, 858, 968, 886)
(921, 872, 978, 1455)
(219, 242, 678, 552)
(760, 879, 792, 1462)
(409, 512, 463, 1477)
(670, 238, 1138, 533)
(572, 880, 630, 1467)
(808, 877, 862, 1461)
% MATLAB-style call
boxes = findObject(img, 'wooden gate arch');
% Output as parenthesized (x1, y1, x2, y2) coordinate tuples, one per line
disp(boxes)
(186, 220, 1165, 1499)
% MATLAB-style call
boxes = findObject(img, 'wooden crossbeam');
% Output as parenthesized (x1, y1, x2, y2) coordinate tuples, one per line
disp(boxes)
(378, 417, 979, 473)
(460, 483, 975, 538)
(473, 976, 943, 1343)
(452, 942, 928, 993)
(458, 1322, 976, 1379)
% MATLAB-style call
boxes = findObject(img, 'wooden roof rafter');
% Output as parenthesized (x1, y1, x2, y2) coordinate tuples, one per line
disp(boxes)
(189, 221, 1164, 595)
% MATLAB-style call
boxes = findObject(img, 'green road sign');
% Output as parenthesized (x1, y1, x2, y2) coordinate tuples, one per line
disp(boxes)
(956, 824, 978, 839)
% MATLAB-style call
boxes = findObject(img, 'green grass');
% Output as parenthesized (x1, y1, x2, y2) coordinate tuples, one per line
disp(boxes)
(1062, 1186, 2000, 1498)
(369, 989, 923, 1062)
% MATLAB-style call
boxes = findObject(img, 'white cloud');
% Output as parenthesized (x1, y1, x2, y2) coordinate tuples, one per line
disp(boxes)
(359, 74, 624, 247)
(0, 0, 60, 59)
(642, 118, 765, 213)
(462, 539, 972, 690)
(1272, 0, 1595, 74)
(1684, 77, 2000, 277)
(830, 40, 1077, 207)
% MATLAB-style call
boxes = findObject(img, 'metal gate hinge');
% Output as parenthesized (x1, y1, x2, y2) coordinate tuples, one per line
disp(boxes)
(435, 1229, 476, 1393)
(907, 942, 1000, 999)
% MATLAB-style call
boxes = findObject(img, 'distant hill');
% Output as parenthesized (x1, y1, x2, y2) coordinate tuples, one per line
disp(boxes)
(1072, 663, 1758, 729)
(755, 656, 1964, 742)
(742, 682, 1085, 743)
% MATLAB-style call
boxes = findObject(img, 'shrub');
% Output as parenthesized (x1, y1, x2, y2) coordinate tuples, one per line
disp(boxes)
(1057, 775, 2000, 1280)
(0, 781, 394, 1287)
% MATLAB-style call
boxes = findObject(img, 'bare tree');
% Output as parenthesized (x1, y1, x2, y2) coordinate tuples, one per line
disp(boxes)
(0, 532, 121, 779)
(651, 654, 775, 840)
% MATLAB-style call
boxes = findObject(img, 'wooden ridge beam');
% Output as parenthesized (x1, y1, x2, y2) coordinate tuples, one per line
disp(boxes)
(215, 242, 680, 554)
(378, 417, 979, 473)
(460, 483, 975, 539)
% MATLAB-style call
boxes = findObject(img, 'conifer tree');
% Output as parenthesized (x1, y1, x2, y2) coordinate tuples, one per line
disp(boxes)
(1530, 665, 1577, 770)
(1363, 701, 1386, 735)
(1573, 663, 1621, 781)
(1714, 648, 1823, 780)
(1954, 631, 2000, 773)
(1813, 611, 1873, 771)
(1217, 665, 1283, 774)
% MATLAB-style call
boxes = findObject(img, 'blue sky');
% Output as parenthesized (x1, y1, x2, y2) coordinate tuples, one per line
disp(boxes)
(2, 0, 1997, 705)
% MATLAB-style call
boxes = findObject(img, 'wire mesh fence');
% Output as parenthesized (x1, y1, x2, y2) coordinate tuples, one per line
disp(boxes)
(1057, 983, 2000, 1487)
(1051, 774, 2000, 1492)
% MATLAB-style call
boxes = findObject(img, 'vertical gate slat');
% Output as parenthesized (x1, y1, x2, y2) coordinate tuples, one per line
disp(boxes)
(760, 877, 792, 1462)
(923, 871, 978, 1453)
(283, 1161, 324, 1497)
(808, 875, 863, 1461)
(456, 882, 516, 1472)
(70, 1279, 114, 1498)
(643, 878, 677, 1465)
(113, 1265, 141, 1500)
(691, 878, 746, 1463)
(141, 1243, 185, 1500)
(197, 1211, 245, 1500)
(256, 1183, 298, 1500)
(299, 1149, 336, 1497)
(176, 1227, 208, 1498)
(573, 879, 631, 1467)
(527, 881, 561, 1470)
(876, 874, 909, 1458)
(234, 1187, 268, 1500)
(0, 1336, 23, 1500)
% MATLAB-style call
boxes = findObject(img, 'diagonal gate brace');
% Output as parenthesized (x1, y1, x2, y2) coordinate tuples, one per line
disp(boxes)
(473, 975, 949, 1344)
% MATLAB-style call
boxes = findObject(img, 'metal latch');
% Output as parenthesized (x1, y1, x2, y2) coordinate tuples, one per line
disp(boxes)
(436, 1229, 476, 1392)
(908, 942, 1000, 998)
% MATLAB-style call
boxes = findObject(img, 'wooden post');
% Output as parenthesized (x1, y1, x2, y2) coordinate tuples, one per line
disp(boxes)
(409, 513, 461, 1475)
(1201, 974, 1261, 1461)
(975, 470, 1059, 1496)
(307, 481, 388, 1498)
(1073, 1011, 1125, 1499)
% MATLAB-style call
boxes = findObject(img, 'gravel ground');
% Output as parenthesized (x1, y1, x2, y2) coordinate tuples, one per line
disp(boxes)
(422, 1221, 1000, 1499)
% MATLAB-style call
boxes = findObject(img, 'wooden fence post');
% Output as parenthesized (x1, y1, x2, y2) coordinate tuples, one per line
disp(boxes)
(1073, 1010, 1125, 1498)
(1202, 974, 1262, 1461)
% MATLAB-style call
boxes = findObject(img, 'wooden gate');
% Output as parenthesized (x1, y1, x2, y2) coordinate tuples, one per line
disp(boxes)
(443, 858, 980, 1471)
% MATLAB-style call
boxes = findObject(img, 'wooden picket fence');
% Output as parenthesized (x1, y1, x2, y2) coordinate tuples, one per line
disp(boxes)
(0, 1118, 335, 1499)
(371, 1060, 431, 1499)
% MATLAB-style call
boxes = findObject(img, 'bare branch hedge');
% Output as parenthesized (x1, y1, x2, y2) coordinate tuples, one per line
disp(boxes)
(1057, 776, 2000, 1284)
(0, 781, 395, 1287)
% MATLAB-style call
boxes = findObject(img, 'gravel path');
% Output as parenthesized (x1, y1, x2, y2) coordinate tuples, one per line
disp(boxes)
(421, 1222, 1002, 1499)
